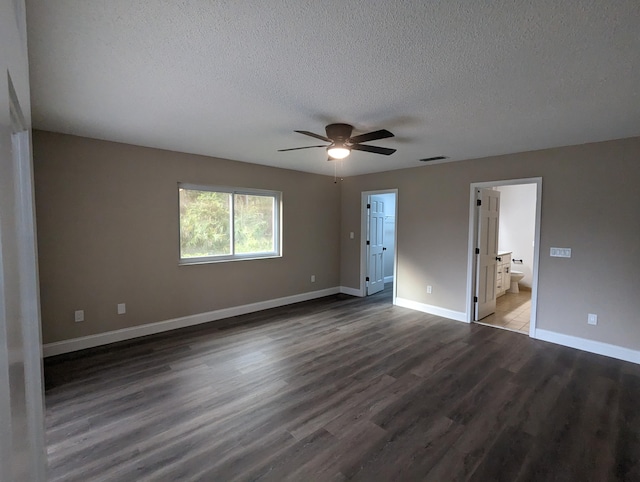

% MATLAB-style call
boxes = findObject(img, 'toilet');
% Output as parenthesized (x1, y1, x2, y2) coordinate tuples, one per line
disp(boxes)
(509, 271, 524, 293)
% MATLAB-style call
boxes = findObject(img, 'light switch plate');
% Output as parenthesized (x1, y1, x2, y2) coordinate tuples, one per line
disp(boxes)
(550, 247, 572, 258)
(74, 310, 84, 322)
(588, 313, 598, 325)
(117, 303, 126, 315)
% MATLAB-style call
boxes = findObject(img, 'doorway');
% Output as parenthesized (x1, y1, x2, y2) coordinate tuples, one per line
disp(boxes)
(466, 178, 542, 337)
(359, 189, 398, 302)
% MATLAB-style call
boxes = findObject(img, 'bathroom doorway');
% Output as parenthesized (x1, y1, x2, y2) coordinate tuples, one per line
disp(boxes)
(466, 178, 542, 337)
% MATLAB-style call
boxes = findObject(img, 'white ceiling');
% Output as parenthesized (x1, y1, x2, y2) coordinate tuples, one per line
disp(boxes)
(26, 1, 640, 177)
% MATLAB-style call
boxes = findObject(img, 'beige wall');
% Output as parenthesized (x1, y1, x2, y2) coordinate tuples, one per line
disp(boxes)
(340, 137, 640, 351)
(34, 131, 341, 344)
(34, 131, 640, 353)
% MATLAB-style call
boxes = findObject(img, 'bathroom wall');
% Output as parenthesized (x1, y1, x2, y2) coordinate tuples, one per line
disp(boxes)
(497, 184, 537, 287)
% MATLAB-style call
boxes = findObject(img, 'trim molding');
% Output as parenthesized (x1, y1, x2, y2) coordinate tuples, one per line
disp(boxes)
(535, 329, 640, 365)
(43, 290, 640, 365)
(395, 297, 467, 323)
(465, 178, 543, 334)
(43, 287, 340, 357)
(339, 286, 364, 297)
(360, 189, 399, 309)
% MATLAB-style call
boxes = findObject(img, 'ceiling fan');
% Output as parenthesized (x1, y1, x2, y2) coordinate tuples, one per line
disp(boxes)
(278, 123, 396, 160)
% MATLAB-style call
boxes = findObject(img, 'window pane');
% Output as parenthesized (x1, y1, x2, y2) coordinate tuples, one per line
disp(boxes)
(180, 189, 231, 258)
(234, 194, 275, 254)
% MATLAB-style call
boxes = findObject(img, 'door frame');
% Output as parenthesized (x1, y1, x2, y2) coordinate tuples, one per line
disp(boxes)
(465, 178, 542, 337)
(359, 189, 398, 303)
(2, 73, 47, 480)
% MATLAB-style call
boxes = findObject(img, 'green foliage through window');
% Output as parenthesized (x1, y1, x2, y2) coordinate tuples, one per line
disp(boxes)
(179, 185, 279, 261)
(234, 194, 275, 254)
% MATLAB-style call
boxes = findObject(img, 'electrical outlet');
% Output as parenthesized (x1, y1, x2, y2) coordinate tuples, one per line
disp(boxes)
(74, 310, 84, 322)
(311, 275, 316, 282)
(427, 285, 432, 294)
(588, 313, 598, 325)
(117, 303, 126, 315)
(350, 232, 354, 239)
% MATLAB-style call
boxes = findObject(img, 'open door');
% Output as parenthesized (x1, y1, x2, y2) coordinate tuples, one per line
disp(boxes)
(366, 194, 386, 295)
(474, 188, 500, 320)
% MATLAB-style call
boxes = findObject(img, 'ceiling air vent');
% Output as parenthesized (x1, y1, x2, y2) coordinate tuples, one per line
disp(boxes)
(419, 156, 448, 162)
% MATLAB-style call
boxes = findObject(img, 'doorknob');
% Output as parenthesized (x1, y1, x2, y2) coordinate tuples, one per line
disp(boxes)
(383, 247, 387, 251)
(496, 256, 502, 261)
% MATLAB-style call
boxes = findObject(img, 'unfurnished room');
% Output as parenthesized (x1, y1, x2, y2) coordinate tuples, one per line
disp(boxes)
(1, 1, 640, 480)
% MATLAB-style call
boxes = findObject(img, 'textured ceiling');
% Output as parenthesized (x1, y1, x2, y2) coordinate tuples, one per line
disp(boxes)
(26, 0, 640, 177)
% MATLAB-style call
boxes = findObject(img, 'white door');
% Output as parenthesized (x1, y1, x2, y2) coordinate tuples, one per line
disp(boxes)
(367, 195, 385, 295)
(475, 188, 500, 320)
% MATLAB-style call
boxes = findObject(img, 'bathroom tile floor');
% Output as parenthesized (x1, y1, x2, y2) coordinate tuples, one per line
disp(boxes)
(476, 289, 531, 334)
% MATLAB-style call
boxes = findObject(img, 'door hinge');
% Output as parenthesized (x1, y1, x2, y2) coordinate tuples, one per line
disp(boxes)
(474, 296, 478, 303)
(367, 203, 371, 209)
(476, 199, 482, 206)
(475, 248, 480, 255)
(366, 240, 370, 245)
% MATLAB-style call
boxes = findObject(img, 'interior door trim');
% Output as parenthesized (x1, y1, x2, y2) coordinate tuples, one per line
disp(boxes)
(359, 189, 398, 303)
(465, 178, 542, 338)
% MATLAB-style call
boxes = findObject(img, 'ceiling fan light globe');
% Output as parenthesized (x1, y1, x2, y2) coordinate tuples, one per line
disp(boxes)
(327, 147, 350, 159)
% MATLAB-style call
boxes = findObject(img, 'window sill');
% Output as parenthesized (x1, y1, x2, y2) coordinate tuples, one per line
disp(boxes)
(179, 254, 282, 266)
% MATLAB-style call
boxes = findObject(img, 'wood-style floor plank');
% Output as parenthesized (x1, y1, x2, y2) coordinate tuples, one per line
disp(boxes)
(44, 287, 640, 481)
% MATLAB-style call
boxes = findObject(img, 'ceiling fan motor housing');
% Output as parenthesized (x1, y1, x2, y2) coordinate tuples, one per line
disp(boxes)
(325, 123, 354, 145)
(278, 123, 396, 157)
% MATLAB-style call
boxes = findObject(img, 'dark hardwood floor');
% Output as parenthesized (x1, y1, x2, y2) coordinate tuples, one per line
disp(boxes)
(44, 286, 640, 481)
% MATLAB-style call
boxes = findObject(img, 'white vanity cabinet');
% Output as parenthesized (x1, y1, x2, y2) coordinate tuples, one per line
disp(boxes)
(496, 252, 512, 297)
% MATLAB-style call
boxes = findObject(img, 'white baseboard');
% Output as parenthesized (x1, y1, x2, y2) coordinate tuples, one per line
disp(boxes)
(339, 286, 364, 297)
(395, 297, 467, 323)
(384, 275, 394, 283)
(535, 329, 640, 365)
(43, 287, 341, 357)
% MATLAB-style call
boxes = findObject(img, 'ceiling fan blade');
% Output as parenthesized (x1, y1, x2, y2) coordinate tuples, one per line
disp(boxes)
(278, 145, 327, 152)
(294, 130, 332, 142)
(351, 144, 397, 156)
(349, 129, 394, 144)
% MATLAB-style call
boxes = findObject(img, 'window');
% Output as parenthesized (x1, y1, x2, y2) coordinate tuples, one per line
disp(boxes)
(179, 184, 281, 263)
